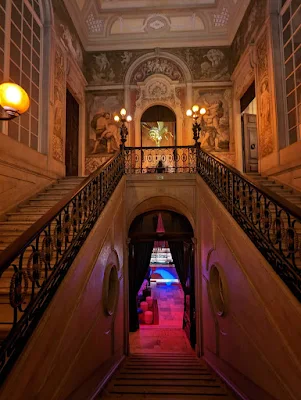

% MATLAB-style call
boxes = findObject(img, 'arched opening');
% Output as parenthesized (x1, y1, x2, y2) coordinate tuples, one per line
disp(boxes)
(141, 105, 176, 147)
(128, 210, 196, 353)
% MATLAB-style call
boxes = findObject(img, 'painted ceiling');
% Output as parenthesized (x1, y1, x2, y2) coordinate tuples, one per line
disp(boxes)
(65, 0, 250, 50)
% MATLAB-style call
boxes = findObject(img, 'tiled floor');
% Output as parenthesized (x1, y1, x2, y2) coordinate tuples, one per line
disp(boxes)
(144, 282, 184, 328)
(130, 282, 191, 354)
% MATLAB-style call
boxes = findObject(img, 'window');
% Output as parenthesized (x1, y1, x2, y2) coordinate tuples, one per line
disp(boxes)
(281, 0, 301, 145)
(1, 0, 42, 151)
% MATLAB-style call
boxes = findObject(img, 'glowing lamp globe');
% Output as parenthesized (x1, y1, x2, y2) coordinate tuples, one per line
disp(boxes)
(186, 109, 192, 117)
(126, 115, 132, 122)
(114, 115, 120, 122)
(120, 108, 126, 116)
(0, 82, 30, 116)
(192, 104, 199, 113)
(200, 107, 206, 115)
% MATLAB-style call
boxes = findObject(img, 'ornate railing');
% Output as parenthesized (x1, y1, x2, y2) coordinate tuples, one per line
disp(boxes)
(124, 146, 197, 174)
(0, 152, 124, 383)
(197, 147, 301, 302)
(0, 143, 301, 384)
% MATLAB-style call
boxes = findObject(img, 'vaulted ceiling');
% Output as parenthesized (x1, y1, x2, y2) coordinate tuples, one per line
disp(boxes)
(64, 0, 250, 50)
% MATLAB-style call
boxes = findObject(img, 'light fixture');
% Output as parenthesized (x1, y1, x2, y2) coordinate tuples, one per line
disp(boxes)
(0, 82, 30, 120)
(186, 105, 206, 146)
(114, 108, 132, 149)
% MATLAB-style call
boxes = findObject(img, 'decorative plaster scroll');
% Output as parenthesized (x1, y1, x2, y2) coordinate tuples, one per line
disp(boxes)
(136, 75, 181, 110)
(52, 46, 65, 163)
(131, 57, 183, 83)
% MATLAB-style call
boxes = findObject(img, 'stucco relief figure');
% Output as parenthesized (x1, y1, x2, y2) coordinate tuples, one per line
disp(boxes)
(200, 49, 228, 80)
(90, 112, 119, 154)
(132, 57, 182, 83)
(260, 80, 270, 129)
(60, 24, 83, 67)
(121, 51, 132, 68)
(91, 54, 115, 83)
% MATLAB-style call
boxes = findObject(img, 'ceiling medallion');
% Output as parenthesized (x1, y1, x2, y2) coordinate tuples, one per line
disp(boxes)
(146, 15, 169, 33)
(149, 19, 165, 30)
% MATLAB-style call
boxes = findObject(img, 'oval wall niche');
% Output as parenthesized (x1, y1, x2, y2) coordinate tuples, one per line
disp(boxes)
(103, 263, 119, 316)
(209, 264, 228, 317)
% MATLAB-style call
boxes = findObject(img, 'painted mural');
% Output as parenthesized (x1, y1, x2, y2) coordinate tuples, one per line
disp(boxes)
(230, 0, 268, 71)
(194, 89, 231, 152)
(167, 47, 230, 81)
(52, 0, 84, 69)
(85, 47, 230, 85)
(85, 91, 124, 174)
(257, 31, 273, 158)
(52, 46, 65, 163)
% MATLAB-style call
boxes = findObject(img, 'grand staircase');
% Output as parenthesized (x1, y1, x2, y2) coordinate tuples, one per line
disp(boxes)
(247, 173, 301, 207)
(0, 176, 84, 341)
(99, 353, 235, 399)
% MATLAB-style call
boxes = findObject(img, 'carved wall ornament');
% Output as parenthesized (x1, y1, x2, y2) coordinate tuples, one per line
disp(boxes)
(257, 31, 273, 158)
(136, 76, 181, 110)
(52, 46, 65, 163)
(131, 57, 183, 83)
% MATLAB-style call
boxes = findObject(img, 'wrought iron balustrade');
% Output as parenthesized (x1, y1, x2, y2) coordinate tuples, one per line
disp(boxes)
(197, 147, 301, 302)
(124, 146, 197, 174)
(0, 152, 124, 383)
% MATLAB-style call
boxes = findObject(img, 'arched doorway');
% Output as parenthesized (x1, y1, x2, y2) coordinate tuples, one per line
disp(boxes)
(141, 105, 176, 147)
(128, 210, 196, 351)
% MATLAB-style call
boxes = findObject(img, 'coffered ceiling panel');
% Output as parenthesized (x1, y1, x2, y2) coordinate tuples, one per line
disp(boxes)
(69, 0, 250, 50)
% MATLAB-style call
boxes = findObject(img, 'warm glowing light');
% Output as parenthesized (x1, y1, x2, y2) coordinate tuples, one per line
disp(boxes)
(186, 109, 192, 117)
(200, 107, 206, 115)
(0, 82, 30, 115)
(120, 108, 126, 116)
(126, 115, 132, 122)
(114, 115, 120, 122)
(192, 104, 199, 113)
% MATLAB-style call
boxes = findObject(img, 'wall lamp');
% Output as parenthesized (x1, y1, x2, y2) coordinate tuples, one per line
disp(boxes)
(114, 108, 132, 149)
(186, 105, 206, 146)
(0, 82, 30, 121)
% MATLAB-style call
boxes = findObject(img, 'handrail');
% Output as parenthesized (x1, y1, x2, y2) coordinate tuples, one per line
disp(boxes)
(0, 151, 125, 383)
(124, 145, 197, 174)
(0, 153, 120, 274)
(197, 146, 301, 301)
(200, 148, 301, 220)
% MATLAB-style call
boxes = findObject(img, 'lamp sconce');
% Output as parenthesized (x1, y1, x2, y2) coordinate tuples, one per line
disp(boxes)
(186, 105, 206, 146)
(0, 82, 30, 121)
(114, 108, 132, 149)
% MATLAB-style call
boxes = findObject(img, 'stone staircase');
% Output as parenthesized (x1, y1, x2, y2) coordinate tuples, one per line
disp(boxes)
(247, 173, 301, 208)
(99, 353, 235, 399)
(0, 176, 85, 342)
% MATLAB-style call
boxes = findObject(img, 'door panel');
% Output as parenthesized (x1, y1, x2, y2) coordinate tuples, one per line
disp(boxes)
(243, 113, 258, 173)
(65, 89, 79, 176)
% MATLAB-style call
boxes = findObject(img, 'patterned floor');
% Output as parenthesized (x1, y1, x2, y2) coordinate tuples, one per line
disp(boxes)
(144, 282, 184, 328)
(130, 282, 190, 354)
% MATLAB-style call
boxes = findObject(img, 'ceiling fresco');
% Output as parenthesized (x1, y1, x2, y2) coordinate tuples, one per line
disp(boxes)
(65, 0, 251, 50)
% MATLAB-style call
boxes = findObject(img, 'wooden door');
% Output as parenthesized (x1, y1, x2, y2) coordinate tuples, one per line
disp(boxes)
(243, 113, 258, 172)
(183, 242, 196, 348)
(65, 89, 79, 176)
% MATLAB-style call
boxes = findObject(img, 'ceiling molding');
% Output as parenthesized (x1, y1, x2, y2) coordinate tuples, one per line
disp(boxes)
(64, 0, 251, 51)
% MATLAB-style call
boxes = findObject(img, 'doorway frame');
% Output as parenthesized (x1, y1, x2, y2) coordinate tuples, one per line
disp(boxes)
(65, 56, 87, 177)
(124, 225, 201, 357)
